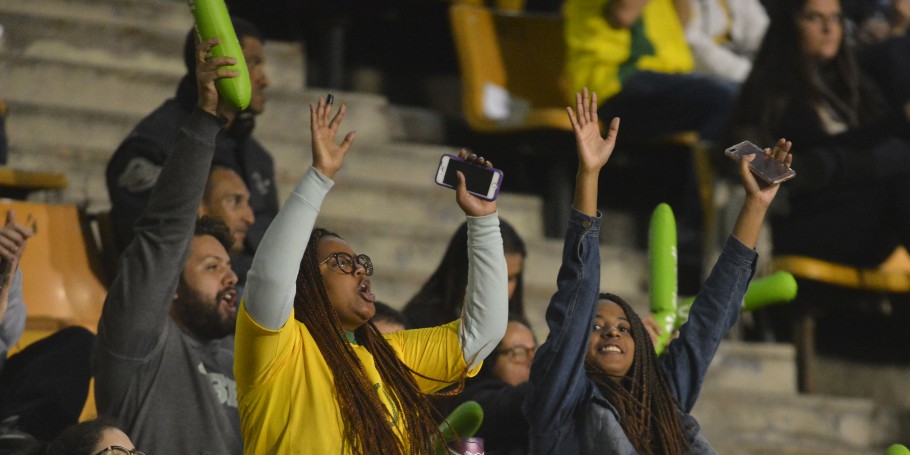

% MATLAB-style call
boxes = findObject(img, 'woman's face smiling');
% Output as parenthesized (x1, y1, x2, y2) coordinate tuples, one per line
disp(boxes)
(586, 300, 635, 382)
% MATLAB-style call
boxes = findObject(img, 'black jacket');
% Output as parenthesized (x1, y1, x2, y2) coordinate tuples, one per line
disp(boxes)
(106, 76, 278, 283)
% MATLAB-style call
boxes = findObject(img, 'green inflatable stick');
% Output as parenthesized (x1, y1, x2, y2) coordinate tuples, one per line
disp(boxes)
(674, 271, 798, 331)
(436, 401, 484, 455)
(187, 0, 251, 110)
(649, 203, 678, 354)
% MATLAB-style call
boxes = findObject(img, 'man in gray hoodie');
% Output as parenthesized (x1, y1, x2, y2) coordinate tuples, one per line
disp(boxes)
(93, 37, 244, 454)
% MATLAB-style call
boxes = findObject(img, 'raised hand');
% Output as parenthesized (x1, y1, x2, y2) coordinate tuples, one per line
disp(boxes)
(194, 36, 238, 117)
(739, 138, 793, 207)
(731, 138, 793, 248)
(567, 88, 620, 174)
(454, 148, 497, 217)
(310, 96, 356, 179)
(0, 210, 34, 283)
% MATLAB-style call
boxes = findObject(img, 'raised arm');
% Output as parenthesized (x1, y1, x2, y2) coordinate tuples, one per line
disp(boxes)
(450, 149, 509, 369)
(525, 90, 619, 441)
(662, 139, 792, 411)
(242, 97, 355, 329)
(98, 38, 234, 358)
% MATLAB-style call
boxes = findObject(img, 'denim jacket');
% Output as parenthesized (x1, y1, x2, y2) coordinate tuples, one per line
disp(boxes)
(524, 209, 757, 454)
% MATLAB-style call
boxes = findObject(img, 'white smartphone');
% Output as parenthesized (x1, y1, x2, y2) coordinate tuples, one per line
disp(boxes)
(725, 141, 796, 185)
(435, 154, 504, 201)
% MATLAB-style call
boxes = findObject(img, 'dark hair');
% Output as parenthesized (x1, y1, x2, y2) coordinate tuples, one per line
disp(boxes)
(403, 219, 527, 328)
(585, 293, 689, 455)
(182, 16, 264, 76)
(372, 301, 410, 330)
(293, 228, 452, 454)
(195, 215, 234, 252)
(46, 418, 123, 455)
(730, 0, 885, 145)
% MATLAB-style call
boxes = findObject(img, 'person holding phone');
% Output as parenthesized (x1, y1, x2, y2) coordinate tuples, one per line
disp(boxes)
(523, 89, 791, 454)
(233, 97, 509, 453)
(729, 0, 910, 271)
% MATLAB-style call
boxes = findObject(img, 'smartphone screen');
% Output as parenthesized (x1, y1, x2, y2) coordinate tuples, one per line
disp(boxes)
(435, 154, 503, 200)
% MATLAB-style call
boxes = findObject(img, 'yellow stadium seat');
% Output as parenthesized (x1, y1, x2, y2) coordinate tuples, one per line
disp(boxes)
(773, 247, 910, 393)
(0, 200, 108, 331)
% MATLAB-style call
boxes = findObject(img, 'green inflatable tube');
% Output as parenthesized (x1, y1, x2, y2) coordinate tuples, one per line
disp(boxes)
(674, 271, 798, 331)
(187, 0, 251, 110)
(436, 400, 484, 455)
(648, 203, 678, 354)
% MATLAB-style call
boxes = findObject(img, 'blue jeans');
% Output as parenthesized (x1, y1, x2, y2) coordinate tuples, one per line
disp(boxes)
(599, 71, 739, 142)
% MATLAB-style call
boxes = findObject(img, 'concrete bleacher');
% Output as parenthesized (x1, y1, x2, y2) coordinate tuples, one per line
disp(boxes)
(1, 0, 908, 452)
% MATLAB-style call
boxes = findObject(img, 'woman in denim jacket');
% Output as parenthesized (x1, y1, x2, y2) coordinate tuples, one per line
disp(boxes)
(524, 89, 793, 455)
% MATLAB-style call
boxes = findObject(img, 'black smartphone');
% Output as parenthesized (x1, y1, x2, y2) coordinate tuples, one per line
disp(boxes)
(725, 141, 795, 185)
(434, 154, 504, 201)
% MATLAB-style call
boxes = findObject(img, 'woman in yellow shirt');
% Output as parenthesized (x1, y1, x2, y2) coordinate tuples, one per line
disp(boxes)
(234, 97, 509, 454)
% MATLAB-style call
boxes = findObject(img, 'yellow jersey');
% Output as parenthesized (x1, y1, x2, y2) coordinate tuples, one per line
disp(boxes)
(235, 302, 480, 453)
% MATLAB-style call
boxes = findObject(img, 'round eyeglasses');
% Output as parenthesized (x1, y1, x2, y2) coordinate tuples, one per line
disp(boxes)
(319, 252, 374, 277)
(497, 345, 536, 363)
(94, 446, 145, 455)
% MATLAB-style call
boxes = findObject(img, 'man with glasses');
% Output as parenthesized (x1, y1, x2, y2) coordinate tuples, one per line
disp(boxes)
(93, 38, 244, 454)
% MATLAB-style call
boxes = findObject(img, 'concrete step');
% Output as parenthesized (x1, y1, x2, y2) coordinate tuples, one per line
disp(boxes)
(709, 437, 882, 455)
(2, 54, 391, 142)
(693, 388, 907, 451)
(702, 341, 798, 395)
(0, 0, 306, 91)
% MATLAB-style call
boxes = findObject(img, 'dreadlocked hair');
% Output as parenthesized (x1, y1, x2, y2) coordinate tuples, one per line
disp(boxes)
(294, 228, 447, 454)
(585, 293, 690, 455)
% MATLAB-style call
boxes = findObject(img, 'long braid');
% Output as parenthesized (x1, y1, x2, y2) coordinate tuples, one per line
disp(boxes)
(294, 228, 447, 454)
(586, 294, 689, 455)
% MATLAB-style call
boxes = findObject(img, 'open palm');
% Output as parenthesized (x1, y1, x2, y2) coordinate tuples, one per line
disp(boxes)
(310, 96, 355, 179)
(567, 88, 619, 173)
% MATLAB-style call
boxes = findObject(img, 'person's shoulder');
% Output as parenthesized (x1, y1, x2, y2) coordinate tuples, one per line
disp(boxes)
(111, 99, 190, 161)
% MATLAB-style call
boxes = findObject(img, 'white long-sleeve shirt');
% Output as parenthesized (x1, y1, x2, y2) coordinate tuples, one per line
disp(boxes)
(686, 0, 769, 83)
(242, 166, 508, 368)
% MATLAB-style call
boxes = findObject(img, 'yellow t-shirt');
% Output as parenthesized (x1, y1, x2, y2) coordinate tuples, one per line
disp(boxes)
(564, 0, 695, 100)
(235, 302, 480, 454)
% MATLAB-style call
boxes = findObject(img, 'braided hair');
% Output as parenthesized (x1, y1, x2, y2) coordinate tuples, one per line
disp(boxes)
(294, 228, 448, 454)
(585, 293, 689, 455)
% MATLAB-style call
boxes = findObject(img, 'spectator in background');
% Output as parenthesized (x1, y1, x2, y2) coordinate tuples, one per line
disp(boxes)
(198, 166, 256, 262)
(858, 0, 910, 43)
(858, 0, 910, 115)
(451, 316, 537, 455)
(0, 212, 93, 444)
(106, 17, 275, 285)
(94, 38, 244, 454)
(729, 0, 910, 355)
(47, 418, 140, 455)
(403, 219, 526, 329)
(563, 0, 737, 144)
(729, 0, 910, 268)
(685, 0, 769, 83)
(371, 301, 409, 334)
